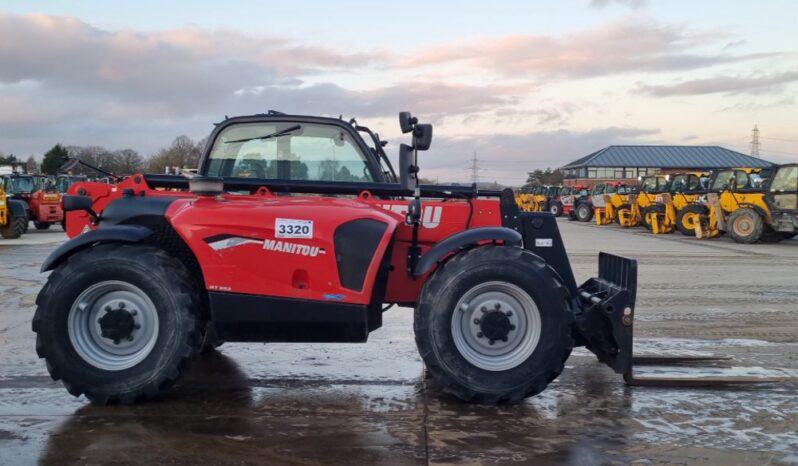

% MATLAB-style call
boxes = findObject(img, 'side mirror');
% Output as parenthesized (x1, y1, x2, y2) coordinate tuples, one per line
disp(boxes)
(399, 112, 417, 134)
(413, 124, 433, 151)
(398, 144, 417, 191)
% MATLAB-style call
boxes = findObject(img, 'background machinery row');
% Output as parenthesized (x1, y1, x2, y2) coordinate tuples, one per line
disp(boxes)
(515, 163, 798, 244)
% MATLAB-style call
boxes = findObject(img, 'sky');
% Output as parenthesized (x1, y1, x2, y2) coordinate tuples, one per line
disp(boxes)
(1, 0, 796, 185)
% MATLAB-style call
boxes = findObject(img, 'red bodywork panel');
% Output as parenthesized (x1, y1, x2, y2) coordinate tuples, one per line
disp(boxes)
(66, 176, 503, 306)
(30, 191, 64, 223)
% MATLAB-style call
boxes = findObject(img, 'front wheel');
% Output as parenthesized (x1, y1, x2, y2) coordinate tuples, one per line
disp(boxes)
(34, 221, 51, 230)
(33, 244, 201, 404)
(549, 202, 562, 217)
(0, 213, 27, 239)
(676, 204, 706, 237)
(414, 245, 573, 404)
(575, 203, 593, 222)
(727, 208, 764, 244)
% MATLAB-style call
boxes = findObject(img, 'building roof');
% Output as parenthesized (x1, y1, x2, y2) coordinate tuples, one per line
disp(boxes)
(561, 145, 774, 169)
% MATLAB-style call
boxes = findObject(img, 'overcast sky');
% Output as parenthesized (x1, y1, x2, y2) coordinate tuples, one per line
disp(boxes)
(1, 0, 796, 184)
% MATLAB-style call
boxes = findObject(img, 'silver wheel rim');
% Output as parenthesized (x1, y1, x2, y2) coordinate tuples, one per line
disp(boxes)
(68, 280, 159, 371)
(451, 281, 542, 372)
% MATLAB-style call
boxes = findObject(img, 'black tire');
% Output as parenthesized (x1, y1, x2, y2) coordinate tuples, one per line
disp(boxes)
(33, 244, 201, 404)
(727, 208, 764, 244)
(549, 202, 563, 217)
(414, 245, 573, 404)
(34, 221, 51, 230)
(61, 219, 67, 231)
(0, 213, 27, 239)
(575, 203, 593, 222)
(676, 204, 707, 237)
(640, 206, 653, 230)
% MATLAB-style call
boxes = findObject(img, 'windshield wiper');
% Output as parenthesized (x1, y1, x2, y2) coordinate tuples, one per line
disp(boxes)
(224, 124, 302, 144)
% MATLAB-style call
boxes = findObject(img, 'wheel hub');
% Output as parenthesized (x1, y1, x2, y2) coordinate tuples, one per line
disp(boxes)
(478, 309, 514, 344)
(735, 217, 753, 234)
(98, 307, 138, 343)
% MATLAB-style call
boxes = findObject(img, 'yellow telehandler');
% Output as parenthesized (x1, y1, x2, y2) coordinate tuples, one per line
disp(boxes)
(695, 166, 797, 243)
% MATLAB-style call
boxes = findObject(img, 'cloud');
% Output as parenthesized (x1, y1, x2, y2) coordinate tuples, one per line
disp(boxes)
(635, 70, 798, 96)
(590, 0, 646, 8)
(0, 12, 383, 113)
(720, 97, 796, 112)
(399, 18, 776, 79)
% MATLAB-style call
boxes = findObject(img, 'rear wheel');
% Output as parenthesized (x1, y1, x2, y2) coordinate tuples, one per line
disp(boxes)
(0, 213, 27, 239)
(414, 245, 573, 404)
(549, 202, 562, 217)
(33, 244, 201, 404)
(676, 204, 706, 237)
(575, 203, 593, 222)
(727, 208, 764, 244)
(34, 221, 51, 230)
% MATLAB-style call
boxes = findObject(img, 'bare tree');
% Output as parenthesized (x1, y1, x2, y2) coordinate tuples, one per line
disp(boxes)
(147, 136, 203, 174)
(25, 155, 39, 174)
(114, 149, 144, 175)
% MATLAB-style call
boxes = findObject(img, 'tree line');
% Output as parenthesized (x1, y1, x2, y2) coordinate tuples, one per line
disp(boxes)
(0, 136, 206, 176)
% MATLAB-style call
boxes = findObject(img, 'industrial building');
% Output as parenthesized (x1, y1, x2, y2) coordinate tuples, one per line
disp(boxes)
(560, 145, 774, 187)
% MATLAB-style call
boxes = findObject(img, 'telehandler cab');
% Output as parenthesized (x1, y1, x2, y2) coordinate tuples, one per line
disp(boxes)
(34, 112, 776, 405)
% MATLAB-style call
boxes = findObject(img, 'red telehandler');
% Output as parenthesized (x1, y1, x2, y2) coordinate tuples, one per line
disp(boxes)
(34, 112, 773, 405)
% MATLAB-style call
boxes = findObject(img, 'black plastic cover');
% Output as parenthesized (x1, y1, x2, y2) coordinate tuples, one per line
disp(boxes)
(334, 218, 389, 291)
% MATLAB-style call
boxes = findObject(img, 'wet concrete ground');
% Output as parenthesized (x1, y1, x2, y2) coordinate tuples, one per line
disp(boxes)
(1, 223, 797, 465)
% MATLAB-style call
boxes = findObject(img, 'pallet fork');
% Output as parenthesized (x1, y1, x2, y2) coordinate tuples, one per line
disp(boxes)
(574, 253, 789, 386)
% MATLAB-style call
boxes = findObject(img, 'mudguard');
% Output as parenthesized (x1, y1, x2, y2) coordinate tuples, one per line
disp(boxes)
(413, 226, 522, 276)
(8, 199, 27, 217)
(737, 202, 771, 223)
(41, 225, 154, 272)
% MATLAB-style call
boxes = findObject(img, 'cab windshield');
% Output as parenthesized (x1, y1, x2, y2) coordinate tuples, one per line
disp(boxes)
(6, 176, 36, 193)
(640, 176, 668, 193)
(711, 170, 751, 191)
(57, 176, 87, 193)
(205, 122, 374, 182)
(770, 166, 798, 192)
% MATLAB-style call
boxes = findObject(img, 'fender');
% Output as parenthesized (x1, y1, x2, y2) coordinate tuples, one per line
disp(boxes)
(737, 202, 771, 223)
(413, 226, 522, 276)
(41, 225, 154, 272)
(8, 199, 27, 217)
